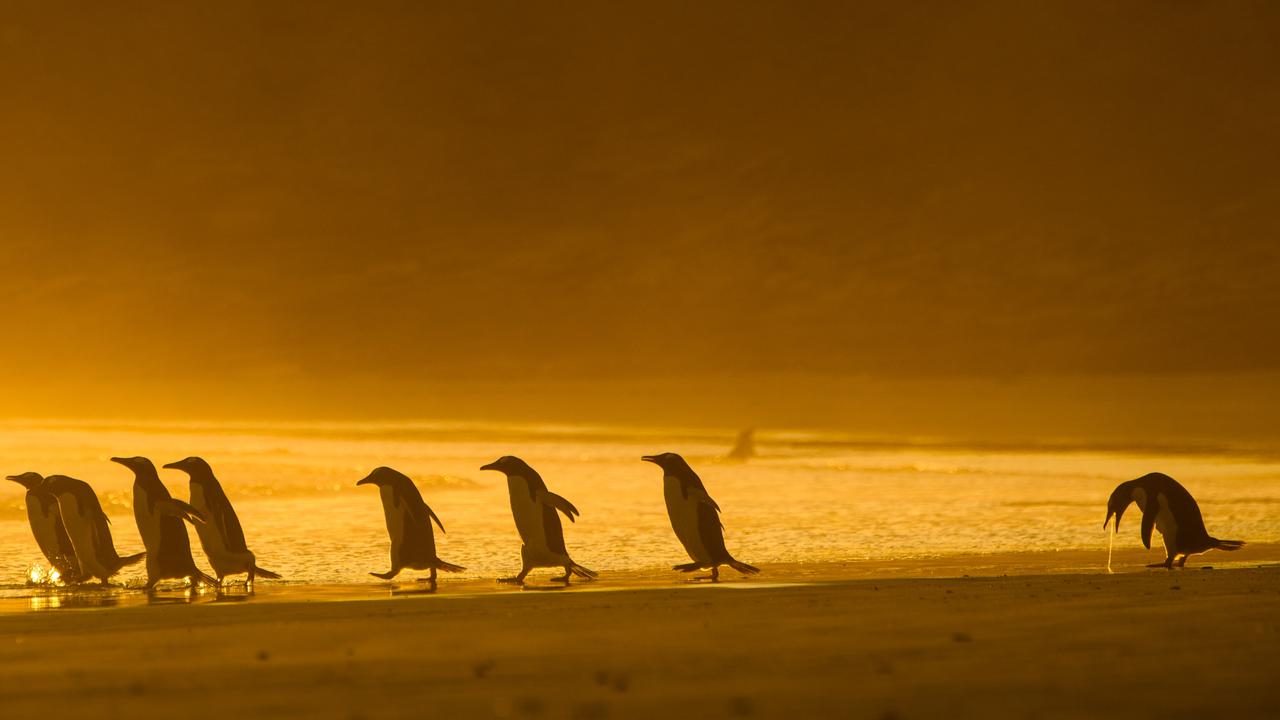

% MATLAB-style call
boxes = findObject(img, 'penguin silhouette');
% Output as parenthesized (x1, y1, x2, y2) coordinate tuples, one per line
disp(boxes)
(357, 466, 464, 588)
(1105, 472, 1245, 569)
(111, 456, 216, 591)
(6, 472, 81, 583)
(163, 457, 281, 585)
(480, 456, 596, 584)
(642, 453, 759, 582)
(42, 475, 145, 585)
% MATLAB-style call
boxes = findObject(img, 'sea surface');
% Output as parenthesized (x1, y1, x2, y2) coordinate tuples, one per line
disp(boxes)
(2, 419, 1279, 592)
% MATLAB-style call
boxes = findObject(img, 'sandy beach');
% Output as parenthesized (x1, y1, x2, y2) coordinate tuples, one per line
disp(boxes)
(3, 551, 1278, 719)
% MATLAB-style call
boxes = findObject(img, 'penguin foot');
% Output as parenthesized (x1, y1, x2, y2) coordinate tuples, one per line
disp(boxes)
(551, 574, 570, 583)
(1146, 562, 1174, 569)
(497, 576, 526, 585)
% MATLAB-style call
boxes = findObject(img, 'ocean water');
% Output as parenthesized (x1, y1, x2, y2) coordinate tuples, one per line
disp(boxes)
(2, 420, 1279, 588)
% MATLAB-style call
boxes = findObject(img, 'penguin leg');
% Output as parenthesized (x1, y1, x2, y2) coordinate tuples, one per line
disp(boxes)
(1176, 554, 1189, 568)
(498, 564, 531, 584)
(551, 566, 571, 584)
(417, 568, 439, 588)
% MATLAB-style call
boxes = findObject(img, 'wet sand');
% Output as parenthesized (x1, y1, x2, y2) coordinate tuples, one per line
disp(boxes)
(2, 550, 1279, 719)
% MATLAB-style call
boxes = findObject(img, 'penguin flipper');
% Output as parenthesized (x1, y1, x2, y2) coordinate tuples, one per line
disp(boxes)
(685, 487, 721, 513)
(156, 498, 207, 525)
(1140, 499, 1158, 550)
(540, 491, 580, 522)
(426, 505, 446, 534)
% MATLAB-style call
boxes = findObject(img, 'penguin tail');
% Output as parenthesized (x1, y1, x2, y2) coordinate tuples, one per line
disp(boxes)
(569, 563, 597, 579)
(1213, 539, 1246, 551)
(117, 552, 146, 569)
(193, 569, 220, 588)
(370, 570, 398, 580)
(726, 558, 761, 576)
(253, 566, 283, 580)
(434, 560, 466, 573)
(672, 562, 705, 573)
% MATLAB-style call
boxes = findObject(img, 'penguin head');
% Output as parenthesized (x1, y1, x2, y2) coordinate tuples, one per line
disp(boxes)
(110, 456, 158, 475)
(42, 475, 80, 497)
(356, 466, 412, 487)
(641, 452, 691, 474)
(162, 456, 213, 477)
(479, 456, 530, 475)
(5, 471, 44, 491)
(1104, 482, 1134, 531)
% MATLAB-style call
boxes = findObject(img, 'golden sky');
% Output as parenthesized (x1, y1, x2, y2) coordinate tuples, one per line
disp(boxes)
(2, 3, 1278, 434)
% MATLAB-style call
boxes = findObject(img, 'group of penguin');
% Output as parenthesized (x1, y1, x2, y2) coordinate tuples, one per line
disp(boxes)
(6, 451, 1247, 592)
(5, 451, 760, 591)
(7, 456, 280, 590)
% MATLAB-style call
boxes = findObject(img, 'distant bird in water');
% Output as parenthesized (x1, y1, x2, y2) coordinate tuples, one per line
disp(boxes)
(42, 475, 145, 584)
(726, 428, 756, 460)
(163, 457, 282, 585)
(1105, 472, 1245, 569)
(480, 456, 597, 585)
(642, 452, 759, 582)
(358, 467, 464, 588)
(6, 472, 81, 583)
(112, 456, 217, 591)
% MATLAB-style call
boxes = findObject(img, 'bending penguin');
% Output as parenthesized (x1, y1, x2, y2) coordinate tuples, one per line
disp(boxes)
(6, 472, 81, 583)
(163, 456, 281, 585)
(111, 456, 216, 591)
(480, 456, 597, 584)
(642, 453, 760, 582)
(1105, 472, 1245, 569)
(357, 466, 464, 587)
(42, 475, 145, 585)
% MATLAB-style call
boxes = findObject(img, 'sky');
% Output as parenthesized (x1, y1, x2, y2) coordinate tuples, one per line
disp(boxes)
(1, 2, 1278, 438)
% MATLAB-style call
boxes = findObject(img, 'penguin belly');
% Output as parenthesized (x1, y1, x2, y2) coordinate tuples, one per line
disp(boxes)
(664, 476, 712, 564)
(507, 477, 565, 567)
(134, 485, 165, 578)
(1155, 492, 1180, 556)
(26, 497, 71, 570)
(58, 494, 108, 580)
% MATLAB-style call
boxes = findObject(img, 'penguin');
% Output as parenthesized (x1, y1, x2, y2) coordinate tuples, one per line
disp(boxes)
(1105, 472, 1245, 569)
(162, 456, 281, 585)
(479, 456, 596, 584)
(42, 475, 145, 584)
(357, 466, 465, 587)
(5, 472, 81, 583)
(641, 453, 760, 582)
(110, 456, 217, 591)
(726, 428, 756, 460)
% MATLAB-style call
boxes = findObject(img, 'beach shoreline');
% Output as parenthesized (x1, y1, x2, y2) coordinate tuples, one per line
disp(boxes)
(2, 562, 1278, 718)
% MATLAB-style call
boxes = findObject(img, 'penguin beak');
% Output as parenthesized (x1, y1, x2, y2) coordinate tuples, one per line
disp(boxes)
(479, 461, 500, 471)
(161, 461, 182, 470)
(1105, 509, 1122, 531)
(641, 455, 658, 464)
(356, 474, 378, 486)
(109, 456, 128, 466)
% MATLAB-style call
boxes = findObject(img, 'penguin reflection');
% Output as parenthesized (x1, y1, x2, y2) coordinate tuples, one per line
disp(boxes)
(1105, 472, 1245, 569)
(642, 453, 759, 582)
(480, 456, 597, 585)
(358, 467, 464, 589)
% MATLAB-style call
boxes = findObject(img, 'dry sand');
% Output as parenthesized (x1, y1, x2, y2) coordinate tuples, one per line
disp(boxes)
(1, 552, 1278, 719)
